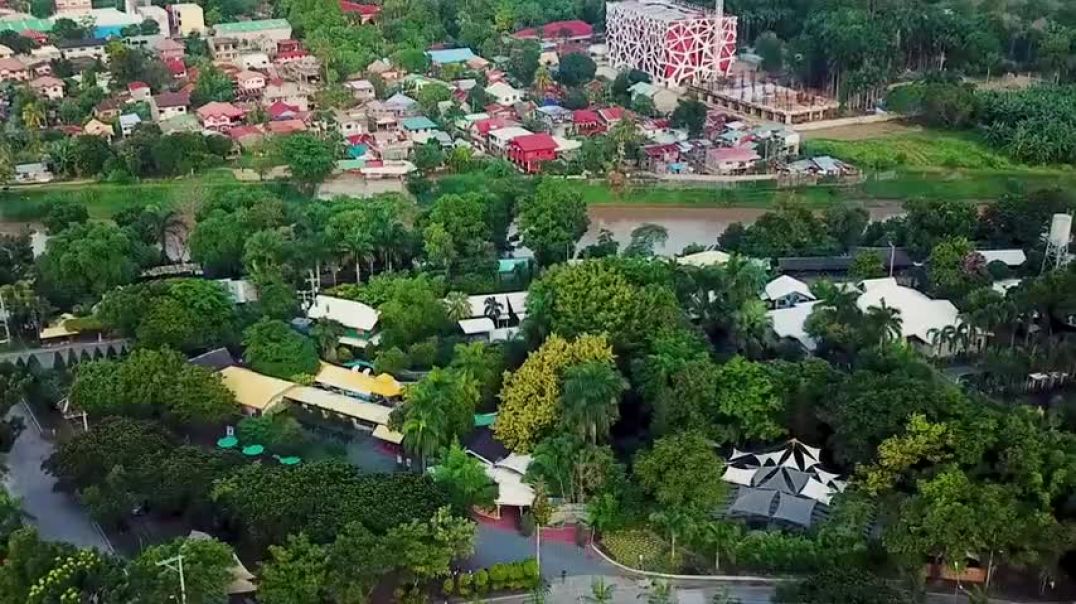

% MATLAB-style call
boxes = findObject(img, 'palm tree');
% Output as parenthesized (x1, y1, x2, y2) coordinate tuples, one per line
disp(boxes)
(585, 578, 615, 603)
(732, 298, 772, 358)
(559, 362, 626, 445)
(528, 435, 578, 502)
(399, 402, 446, 471)
(533, 65, 553, 92)
(310, 319, 345, 360)
(698, 521, 742, 571)
(865, 301, 903, 346)
(483, 296, 504, 326)
(649, 509, 694, 564)
(443, 291, 472, 322)
(21, 101, 45, 131)
(645, 580, 673, 604)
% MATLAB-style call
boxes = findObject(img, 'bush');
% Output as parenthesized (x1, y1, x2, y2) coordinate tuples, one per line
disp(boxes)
(374, 347, 409, 374)
(474, 569, 489, 593)
(507, 562, 525, 589)
(489, 563, 508, 590)
(601, 530, 678, 572)
(457, 572, 472, 596)
(519, 511, 535, 537)
(406, 338, 438, 368)
(522, 559, 540, 587)
(441, 577, 454, 596)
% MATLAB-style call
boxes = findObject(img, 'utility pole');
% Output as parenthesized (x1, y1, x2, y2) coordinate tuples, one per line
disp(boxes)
(156, 554, 187, 604)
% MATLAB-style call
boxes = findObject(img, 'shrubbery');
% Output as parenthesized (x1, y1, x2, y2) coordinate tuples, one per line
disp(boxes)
(439, 559, 540, 595)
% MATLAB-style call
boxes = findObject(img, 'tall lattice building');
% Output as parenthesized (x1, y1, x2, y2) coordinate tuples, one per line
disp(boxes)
(605, 0, 737, 87)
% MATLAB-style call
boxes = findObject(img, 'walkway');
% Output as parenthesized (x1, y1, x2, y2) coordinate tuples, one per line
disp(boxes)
(3, 403, 112, 552)
(466, 512, 616, 580)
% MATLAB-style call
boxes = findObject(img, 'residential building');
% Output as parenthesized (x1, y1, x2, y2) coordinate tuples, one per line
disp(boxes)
(346, 78, 375, 102)
(628, 81, 680, 113)
(339, 0, 380, 23)
(235, 69, 267, 97)
(240, 52, 270, 70)
(306, 294, 380, 348)
(0, 45, 11, 60)
(54, 0, 91, 13)
(128, 81, 151, 102)
(641, 142, 681, 173)
(94, 98, 123, 121)
(119, 113, 142, 136)
(196, 101, 245, 131)
(212, 19, 293, 55)
(135, 5, 171, 37)
(164, 57, 187, 79)
(513, 20, 593, 43)
(507, 133, 558, 173)
(29, 45, 61, 62)
(485, 81, 522, 106)
(57, 39, 108, 63)
(268, 100, 299, 120)
(487, 126, 531, 155)
(597, 106, 624, 126)
(706, 145, 760, 174)
(29, 75, 64, 100)
(83, 118, 114, 137)
(332, 107, 367, 136)
(401, 115, 437, 136)
(13, 162, 53, 184)
(426, 47, 477, 67)
(0, 57, 28, 82)
(262, 79, 311, 111)
(154, 90, 190, 120)
(572, 109, 604, 136)
(210, 36, 240, 63)
(762, 275, 815, 309)
(168, 3, 206, 36)
(22, 58, 51, 78)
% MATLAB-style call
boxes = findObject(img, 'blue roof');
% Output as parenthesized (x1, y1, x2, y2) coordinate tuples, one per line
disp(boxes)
(426, 48, 477, 64)
(401, 116, 438, 131)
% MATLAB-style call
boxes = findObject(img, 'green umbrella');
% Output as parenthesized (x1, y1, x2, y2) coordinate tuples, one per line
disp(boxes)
(217, 436, 238, 449)
(242, 444, 265, 456)
(278, 456, 301, 466)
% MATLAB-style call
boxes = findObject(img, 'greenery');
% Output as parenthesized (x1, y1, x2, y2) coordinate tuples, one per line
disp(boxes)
(242, 318, 320, 380)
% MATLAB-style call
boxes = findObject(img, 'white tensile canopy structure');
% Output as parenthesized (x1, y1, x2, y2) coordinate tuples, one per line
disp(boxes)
(720, 439, 845, 527)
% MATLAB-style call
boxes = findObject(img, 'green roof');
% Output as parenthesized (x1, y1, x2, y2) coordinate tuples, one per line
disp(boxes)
(0, 16, 54, 32)
(336, 159, 365, 171)
(213, 18, 290, 34)
(474, 412, 497, 427)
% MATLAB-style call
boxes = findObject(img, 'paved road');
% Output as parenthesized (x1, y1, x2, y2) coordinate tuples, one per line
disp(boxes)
(466, 522, 616, 580)
(3, 404, 112, 552)
(478, 575, 776, 603)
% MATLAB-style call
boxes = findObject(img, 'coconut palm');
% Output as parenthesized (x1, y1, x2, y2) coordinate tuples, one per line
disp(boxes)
(559, 361, 626, 445)
(697, 520, 742, 571)
(865, 300, 903, 346)
(533, 65, 553, 92)
(649, 509, 694, 563)
(21, 101, 45, 131)
(443, 291, 472, 322)
(399, 401, 446, 471)
(732, 298, 773, 358)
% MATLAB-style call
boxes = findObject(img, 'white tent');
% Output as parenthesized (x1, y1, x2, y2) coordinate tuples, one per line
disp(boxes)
(799, 477, 835, 505)
(721, 466, 758, 486)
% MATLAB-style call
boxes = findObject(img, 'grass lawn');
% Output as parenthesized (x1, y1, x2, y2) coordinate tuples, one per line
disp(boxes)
(0, 169, 307, 222)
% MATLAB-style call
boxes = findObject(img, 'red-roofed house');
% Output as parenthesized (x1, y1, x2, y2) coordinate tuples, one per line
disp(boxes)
(154, 90, 191, 120)
(228, 125, 264, 148)
(274, 50, 309, 64)
(265, 118, 306, 135)
(597, 106, 625, 125)
(507, 133, 557, 173)
(513, 20, 593, 43)
(267, 100, 299, 120)
(128, 81, 151, 102)
(339, 0, 380, 23)
(470, 117, 516, 142)
(641, 143, 680, 173)
(572, 109, 603, 136)
(165, 58, 187, 79)
(20, 30, 48, 44)
(277, 39, 302, 54)
(0, 57, 28, 82)
(706, 146, 761, 175)
(196, 101, 245, 131)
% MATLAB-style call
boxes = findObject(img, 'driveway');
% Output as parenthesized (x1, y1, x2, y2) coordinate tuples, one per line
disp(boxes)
(3, 403, 112, 552)
(466, 516, 615, 580)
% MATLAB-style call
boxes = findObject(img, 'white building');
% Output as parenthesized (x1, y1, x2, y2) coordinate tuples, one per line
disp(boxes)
(306, 294, 380, 348)
(762, 275, 815, 309)
(484, 81, 522, 106)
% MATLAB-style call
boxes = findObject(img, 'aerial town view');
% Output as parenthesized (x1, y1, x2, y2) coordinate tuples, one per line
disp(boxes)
(0, 0, 1075, 600)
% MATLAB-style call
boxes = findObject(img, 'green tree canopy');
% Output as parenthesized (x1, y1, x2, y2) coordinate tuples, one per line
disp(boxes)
(242, 318, 320, 380)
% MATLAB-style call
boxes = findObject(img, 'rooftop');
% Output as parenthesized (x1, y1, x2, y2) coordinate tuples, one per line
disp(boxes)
(426, 47, 477, 64)
(213, 18, 291, 34)
(401, 115, 438, 131)
(513, 19, 593, 39)
(219, 366, 293, 412)
(609, 0, 710, 22)
(306, 294, 379, 332)
(510, 132, 558, 152)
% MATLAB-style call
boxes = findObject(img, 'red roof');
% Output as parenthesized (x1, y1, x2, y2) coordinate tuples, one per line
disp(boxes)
(339, 0, 380, 15)
(228, 125, 262, 140)
(266, 119, 306, 134)
(197, 101, 245, 119)
(573, 109, 600, 124)
(514, 20, 593, 39)
(709, 146, 760, 163)
(164, 58, 186, 75)
(474, 117, 514, 136)
(128, 81, 149, 90)
(597, 107, 624, 122)
(20, 29, 47, 42)
(274, 50, 308, 61)
(267, 100, 299, 119)
(509, 133, 557, 152)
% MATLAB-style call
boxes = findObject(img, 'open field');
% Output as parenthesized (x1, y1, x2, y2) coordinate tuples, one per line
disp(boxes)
(802, 130, 1031, 170)
(798, 119, 924, 141)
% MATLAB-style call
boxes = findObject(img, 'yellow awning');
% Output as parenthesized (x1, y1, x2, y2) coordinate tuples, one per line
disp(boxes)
(284, 386, 393, 425)
(219, 367, 294, 412)
(314, 362, 402, 399)
(372, 424, 404, 444)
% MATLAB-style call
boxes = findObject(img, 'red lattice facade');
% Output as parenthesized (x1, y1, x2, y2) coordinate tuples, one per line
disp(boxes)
(606, 0, 737, 87)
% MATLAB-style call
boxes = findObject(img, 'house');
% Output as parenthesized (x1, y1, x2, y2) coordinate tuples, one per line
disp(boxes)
(383, 92, 417, 115)
(235, 69, 267, 96)
(55, 0, 91, 13)
(513, 20, 593, 43)
(57, 39, 108, 63)
(210, 36, 240, 62)
(19, 29, 50, 46)
(976, 249, 1027, 268)
(339, 0, 380, 23)
(572, 109, 604, 136)
(13, 162, 53, 184)
(306, 294, 380, 348)
(94, 98, 123, 121)
(265, 119, 306, 135)
(164, 57, 187, 79)
(785, 155, 856, 177)
(314, 362, 401, 403)
(268, 100, 300, 120)
(706, 145, 761, 175)
(29, 45, 61, 62)
(641, 143, 681, 173)
(29, 76, 64, 100)
(487, 126, 531, 155)
(212, 19, 293, 55)
(598, 106, 624, 126)
(262, 79, 311, 111)
(456, 291, 528, 342)
(401, 115, 437, 136)
(228, 124, 264, 149)
(188, 347, 236, 370)
(128, 81, 151, 102)
(345, 78, 375, 102)
(277, 39, 302, 54)
(485, 81, 522, 106)
(0, 45, 11, 60)
(677, 249, 731, 267)
(762, 275, 815, 309)
(332, 107, 367, 136)
(196, 101, 245, 131)
(155, 37, 186, 61)
(83, 118, 114, 137)
(628, 81, 680, 113)
(119, 113, 142, 136)
(154, 90, 190, 120)
(240, 52, 270, 70)
(0, 57, 28, 82)
(427, 47, 478, 66)
(507, 133, 558, 173)
(219, 366, 293, 416)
